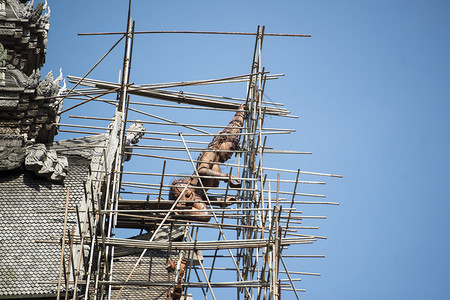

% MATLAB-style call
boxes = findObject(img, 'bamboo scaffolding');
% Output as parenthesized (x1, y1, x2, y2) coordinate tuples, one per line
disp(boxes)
(53, 13, 342, 300)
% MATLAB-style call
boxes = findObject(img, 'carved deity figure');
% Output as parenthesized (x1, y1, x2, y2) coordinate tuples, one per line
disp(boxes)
(168, 103, 245, 221)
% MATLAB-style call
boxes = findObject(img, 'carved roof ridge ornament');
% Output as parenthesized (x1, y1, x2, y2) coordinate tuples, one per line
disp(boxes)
(0, 136, 68, 182)
(24, 143, 68, 181)
(37, 68, 64, 97)
(124, 121, 146, 161)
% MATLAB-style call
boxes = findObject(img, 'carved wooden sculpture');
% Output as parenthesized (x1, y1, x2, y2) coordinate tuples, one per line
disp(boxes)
(169, 103, 245, 221)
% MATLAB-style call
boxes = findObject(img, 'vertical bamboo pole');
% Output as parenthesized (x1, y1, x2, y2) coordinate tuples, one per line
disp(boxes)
(65, 226, 75, 299)
(106, 2, 134, 298)
(56, 188, 70, 300)
(157, 160, 167, 206)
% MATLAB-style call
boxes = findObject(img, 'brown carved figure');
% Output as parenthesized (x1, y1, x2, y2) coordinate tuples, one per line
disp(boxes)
(169, 103, 245, 221)
(165, 258, 187, 300)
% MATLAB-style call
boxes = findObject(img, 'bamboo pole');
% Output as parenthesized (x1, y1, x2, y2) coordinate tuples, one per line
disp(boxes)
(119, 170, 326, 184)
(69, 114, 299, 134)
(72, 205, 88, 299)
(56, 122, 291, 137)
(78, 29, 311, 38)
(65, 227, 75, 299)
(103, 236, 315, 250)
(56, 188, 70, 300)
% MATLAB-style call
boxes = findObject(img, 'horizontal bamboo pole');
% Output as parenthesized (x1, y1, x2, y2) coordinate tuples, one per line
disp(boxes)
(120, 170, 325, 185)
(120, 178, 326, 198)
(78, 30, 311, 37)
(158, 88, 285, 107)
(40, 280, 271, 288)
(121, 152, 331, 182)
(58, 129, 102, 135)
(140, 138, 209, 146)
(281, 255, 325, 258)
(263, 166, 343, 178)
(280, 288, 306, 292)
(62, 86, 298, 118)
(277, 200, 339, 205)
(56, 122, 291, 137)
(101, 207, 296, 214)
(104, 236, 315, 250)
(65, 95, 263, 113)
(279, 271, 321, 276)
(69, 72, 279, 90)
(282, 226, 319, 229)
(114, 213, 276, 231)
(99, 280, 270, 288)
(67, 76, 291, 116)
(69, 114, 245, 130)
(129, 145, 309, 155)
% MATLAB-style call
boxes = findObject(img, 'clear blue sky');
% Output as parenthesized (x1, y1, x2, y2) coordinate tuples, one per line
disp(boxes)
(43, 1, 450, 299)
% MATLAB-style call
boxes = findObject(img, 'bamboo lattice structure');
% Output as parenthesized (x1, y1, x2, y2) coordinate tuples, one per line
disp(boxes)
(47, 3, 341, 300)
